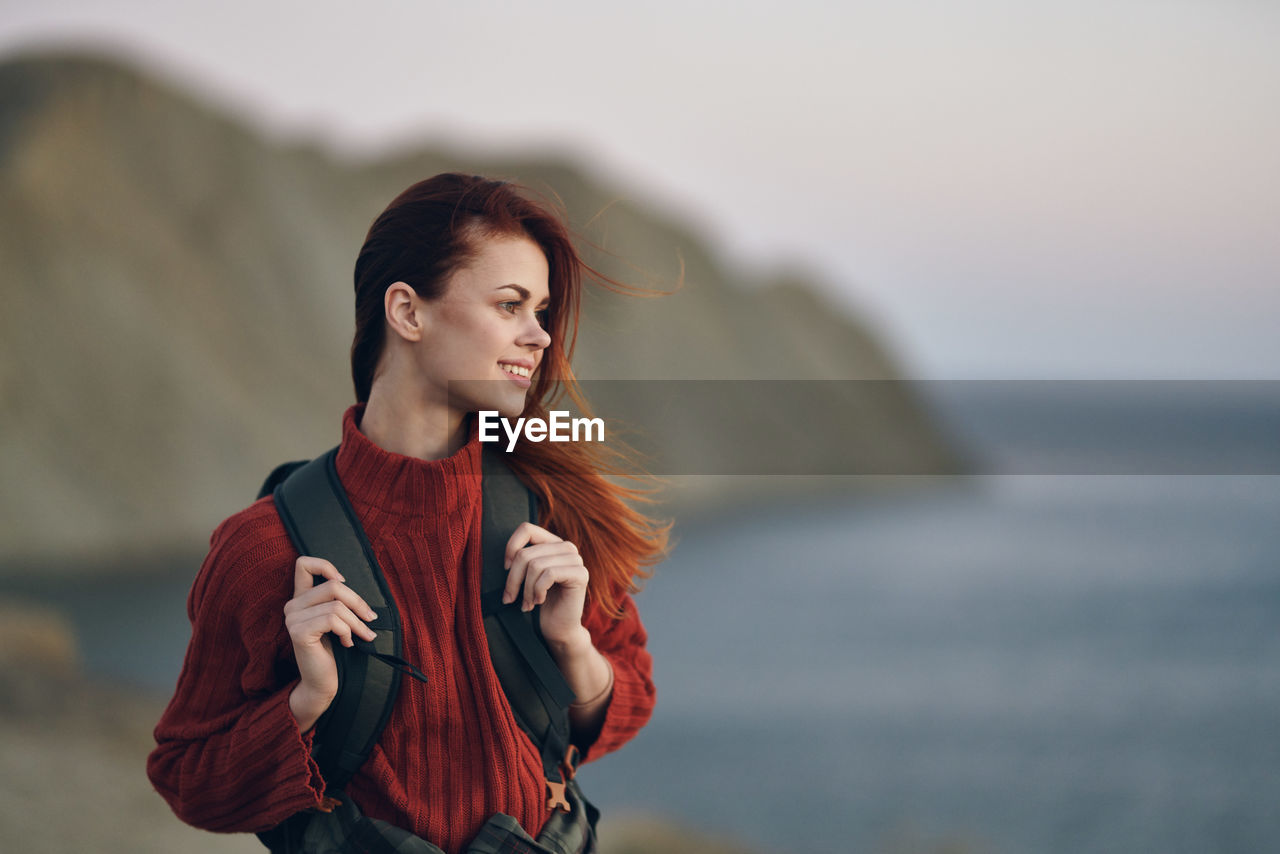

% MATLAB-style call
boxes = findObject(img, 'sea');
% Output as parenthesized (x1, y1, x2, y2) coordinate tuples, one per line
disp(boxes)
(8, 381, 1279, 854)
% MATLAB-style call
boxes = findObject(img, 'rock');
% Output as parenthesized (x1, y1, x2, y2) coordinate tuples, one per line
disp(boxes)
(0, 52, 960, 574)
(0, 597, 258, 853)
(0, 597, 78, 673)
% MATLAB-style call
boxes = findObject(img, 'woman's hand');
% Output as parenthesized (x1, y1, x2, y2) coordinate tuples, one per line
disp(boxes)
(505, 524, 615, 740)
(502, 522, 589, 647)
(283, 556, 378, 732)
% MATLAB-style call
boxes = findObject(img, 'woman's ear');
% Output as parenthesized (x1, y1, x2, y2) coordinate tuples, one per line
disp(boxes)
(384, 282, 426, 342)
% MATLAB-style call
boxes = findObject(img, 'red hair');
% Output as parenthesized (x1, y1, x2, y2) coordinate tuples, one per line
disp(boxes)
(351, 174, 669, 614)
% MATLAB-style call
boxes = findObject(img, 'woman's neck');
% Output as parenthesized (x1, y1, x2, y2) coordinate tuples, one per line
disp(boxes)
(360, 379, 468, 461)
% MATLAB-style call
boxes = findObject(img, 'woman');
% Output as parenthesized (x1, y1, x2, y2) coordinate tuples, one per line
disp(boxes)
(147, 173, 668, 853)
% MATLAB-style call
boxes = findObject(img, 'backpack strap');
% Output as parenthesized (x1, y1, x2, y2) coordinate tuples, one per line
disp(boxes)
(258, 459, 309, 501)
(270, 448, 426, 794)
(479, 447, 580, 811)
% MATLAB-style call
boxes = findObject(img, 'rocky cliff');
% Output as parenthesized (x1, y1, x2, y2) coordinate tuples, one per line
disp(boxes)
(0, 51, 959, 571)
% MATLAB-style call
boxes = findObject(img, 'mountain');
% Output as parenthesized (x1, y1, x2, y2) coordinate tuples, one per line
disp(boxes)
(0, 51, 960, 571)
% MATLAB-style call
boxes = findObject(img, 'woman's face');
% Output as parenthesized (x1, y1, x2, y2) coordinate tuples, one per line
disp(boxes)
(412, 233, 553, 421)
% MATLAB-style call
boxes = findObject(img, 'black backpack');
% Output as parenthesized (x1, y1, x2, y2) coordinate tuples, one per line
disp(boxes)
(255, 446, 590, 851)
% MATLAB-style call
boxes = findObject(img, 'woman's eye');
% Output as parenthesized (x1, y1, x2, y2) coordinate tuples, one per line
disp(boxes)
(499, 301, 518, 313)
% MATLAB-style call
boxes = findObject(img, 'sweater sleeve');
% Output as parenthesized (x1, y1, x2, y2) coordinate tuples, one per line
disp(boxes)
(147, 502, 327, 833)
(577, 592, 656, 762)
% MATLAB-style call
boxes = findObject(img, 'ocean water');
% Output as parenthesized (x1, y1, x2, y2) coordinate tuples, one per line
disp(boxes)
(574, 383, 1280, 853)
(578, 475, 1280, 853)
(9, 384, 1279, 853)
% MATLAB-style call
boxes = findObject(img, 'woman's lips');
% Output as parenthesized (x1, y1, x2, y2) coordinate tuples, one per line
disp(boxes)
(499, 362, 533, 388)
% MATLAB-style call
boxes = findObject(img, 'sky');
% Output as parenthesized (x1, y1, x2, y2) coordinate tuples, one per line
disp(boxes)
(3, 0, 1278, 379)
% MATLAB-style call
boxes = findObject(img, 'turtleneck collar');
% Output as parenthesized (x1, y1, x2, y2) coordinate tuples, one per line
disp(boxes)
(334, 404, 482, 519)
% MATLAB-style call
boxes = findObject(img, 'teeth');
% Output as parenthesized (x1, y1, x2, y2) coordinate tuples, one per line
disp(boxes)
(501, 363, 531, 378)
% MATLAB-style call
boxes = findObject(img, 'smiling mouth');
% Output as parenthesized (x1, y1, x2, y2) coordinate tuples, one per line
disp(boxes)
(499, 362, 533, 380)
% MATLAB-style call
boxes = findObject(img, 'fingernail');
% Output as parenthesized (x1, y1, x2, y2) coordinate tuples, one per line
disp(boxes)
(502, 592, 513, 604)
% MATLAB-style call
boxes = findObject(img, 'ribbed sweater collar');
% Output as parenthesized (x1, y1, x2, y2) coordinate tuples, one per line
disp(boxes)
(334, 404, 482, 520)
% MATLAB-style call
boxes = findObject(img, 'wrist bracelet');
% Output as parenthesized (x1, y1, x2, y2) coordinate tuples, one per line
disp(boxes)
(569, 659, 614, 710)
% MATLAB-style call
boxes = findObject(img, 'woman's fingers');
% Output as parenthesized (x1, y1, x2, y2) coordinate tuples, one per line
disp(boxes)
(502, 539, 580, 606)
(287, 600, 378, 647)
(506, 548, 588, 611)
(286, 556, 378, 621)
(504, 522, 562, 568)
(524, 561, 589, 609)
(294, 555, 342, 596)
(286, 580, 378, 622)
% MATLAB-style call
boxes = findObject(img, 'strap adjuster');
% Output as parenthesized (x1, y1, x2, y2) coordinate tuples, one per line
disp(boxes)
(545, 779, 570, 812)
(545, 745, 583, 812)
(560, 744, 581, 781)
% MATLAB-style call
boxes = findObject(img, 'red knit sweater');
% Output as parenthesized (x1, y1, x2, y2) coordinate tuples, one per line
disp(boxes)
(147, 406, 655, 852)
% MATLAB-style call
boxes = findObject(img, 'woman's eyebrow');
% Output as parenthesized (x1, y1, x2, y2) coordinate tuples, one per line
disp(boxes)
(498, 284, 550, 307)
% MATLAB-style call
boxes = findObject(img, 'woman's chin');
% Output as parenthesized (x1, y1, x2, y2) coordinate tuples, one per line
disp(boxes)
(450, 381, 527, 418)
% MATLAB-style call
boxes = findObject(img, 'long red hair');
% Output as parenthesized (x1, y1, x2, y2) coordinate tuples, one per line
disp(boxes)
(351, 173, 669, 615)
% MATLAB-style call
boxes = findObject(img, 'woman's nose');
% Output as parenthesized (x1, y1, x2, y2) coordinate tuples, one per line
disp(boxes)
(521, 316, 551, 350)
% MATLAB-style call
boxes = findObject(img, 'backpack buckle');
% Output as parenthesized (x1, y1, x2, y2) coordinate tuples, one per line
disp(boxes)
(545, 744, 581, 812)
(545, 779, 570, 813)
(316, 794, 343, 814)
